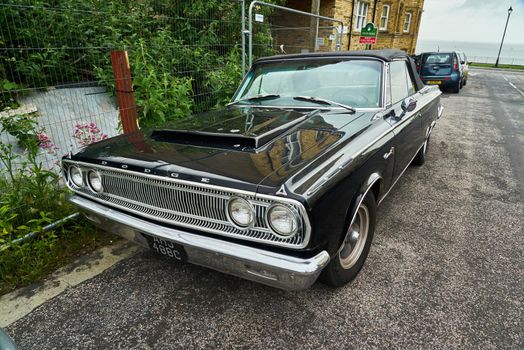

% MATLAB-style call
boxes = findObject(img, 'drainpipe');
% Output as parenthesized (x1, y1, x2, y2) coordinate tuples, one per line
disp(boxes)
(348, 0, 356, 50)
(369, 0, 379, 49)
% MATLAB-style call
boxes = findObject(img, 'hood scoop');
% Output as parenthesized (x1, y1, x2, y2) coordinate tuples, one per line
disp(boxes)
(151, 108, 315, 150)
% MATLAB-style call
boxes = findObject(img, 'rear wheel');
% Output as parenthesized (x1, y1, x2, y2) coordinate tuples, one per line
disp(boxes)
(452, 82, 460, 93)
(320, 192, 376, 287)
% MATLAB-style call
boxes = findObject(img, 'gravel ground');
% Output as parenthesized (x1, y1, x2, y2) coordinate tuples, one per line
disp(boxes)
(6, 68, 524, 349)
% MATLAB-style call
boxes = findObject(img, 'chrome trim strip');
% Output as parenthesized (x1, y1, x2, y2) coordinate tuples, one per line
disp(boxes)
(71, 195, 329, 290)
(63, 159, 311, 249)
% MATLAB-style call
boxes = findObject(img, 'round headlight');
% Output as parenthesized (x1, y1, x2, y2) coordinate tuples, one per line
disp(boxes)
(227, 197, 254, 228)
(69, 166, 83, 187)
(267, 204, 298, 237)
(87, 170, 103, 193)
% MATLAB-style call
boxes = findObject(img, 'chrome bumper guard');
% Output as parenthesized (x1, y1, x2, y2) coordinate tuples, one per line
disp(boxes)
(70, 195, 330, 291)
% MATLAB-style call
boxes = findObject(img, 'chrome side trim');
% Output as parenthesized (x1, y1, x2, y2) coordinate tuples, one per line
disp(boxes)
(71, 195, 329, 291)
(62, 159, 311, 249)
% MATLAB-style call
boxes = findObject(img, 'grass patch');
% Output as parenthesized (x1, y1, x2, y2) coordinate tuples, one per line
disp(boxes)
(0, 218, 118, 295)
(470, 62, 524, 70)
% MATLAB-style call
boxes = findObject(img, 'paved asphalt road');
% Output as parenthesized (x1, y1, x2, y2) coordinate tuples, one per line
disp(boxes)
(6, 68, 524, 349)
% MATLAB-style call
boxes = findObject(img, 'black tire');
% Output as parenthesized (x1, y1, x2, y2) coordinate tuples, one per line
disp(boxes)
(320, 192, 376, 287)
(459, 79, 463, 89)
(412, 137, 429, 166)
(452, 82, 460, 93)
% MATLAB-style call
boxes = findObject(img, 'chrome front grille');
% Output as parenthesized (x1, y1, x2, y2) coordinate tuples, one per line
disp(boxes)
(62, 160, 310, 249)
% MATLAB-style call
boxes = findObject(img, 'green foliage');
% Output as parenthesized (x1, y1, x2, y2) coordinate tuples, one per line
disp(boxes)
(206, 48, 244, 108)
(0, 79, 20, 111)
(0, 113, 39, 148)
(0, 218, 116, 294)
(0, 120, 73, 245)
(1, 0, 286, 126)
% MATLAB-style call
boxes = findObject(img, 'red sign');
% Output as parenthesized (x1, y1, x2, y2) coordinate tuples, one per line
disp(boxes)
(359, 36, 377, 44)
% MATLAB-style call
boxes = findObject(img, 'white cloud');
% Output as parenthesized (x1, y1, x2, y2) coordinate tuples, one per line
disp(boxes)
(418, 0, 524, 44)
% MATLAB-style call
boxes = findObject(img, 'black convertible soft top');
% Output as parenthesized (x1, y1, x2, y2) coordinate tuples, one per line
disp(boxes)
(256, 49, 408, 63)
(255, 49, 425, 91)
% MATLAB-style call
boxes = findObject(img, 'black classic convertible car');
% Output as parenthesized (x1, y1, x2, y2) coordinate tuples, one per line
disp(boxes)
(62, 49, 443, 290)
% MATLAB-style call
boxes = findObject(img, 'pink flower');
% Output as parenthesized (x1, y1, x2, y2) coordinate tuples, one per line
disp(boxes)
(72, 122, 108, 146)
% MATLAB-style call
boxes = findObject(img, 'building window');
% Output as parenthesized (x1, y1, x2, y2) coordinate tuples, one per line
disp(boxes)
(379, 5, 390, 30)
(355, 1, 369, 31)
(403, 12, 412, 33)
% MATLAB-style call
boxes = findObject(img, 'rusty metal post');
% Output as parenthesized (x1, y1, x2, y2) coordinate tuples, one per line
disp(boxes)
(110, 50, 139, 133)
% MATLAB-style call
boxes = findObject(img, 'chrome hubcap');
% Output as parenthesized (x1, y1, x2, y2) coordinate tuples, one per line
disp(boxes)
(339, 204, 370, 269)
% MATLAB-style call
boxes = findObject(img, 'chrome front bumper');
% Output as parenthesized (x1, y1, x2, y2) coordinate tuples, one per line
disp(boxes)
(70, 195, 330, 291)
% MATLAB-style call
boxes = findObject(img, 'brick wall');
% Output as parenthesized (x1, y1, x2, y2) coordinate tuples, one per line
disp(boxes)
(277, 0, 425, 54)
(335, 0, 424, 54)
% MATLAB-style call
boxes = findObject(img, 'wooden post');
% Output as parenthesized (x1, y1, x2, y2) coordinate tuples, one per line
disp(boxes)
(110, 50, 139, 133)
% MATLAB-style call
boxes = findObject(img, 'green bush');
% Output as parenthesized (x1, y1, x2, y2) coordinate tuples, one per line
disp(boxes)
(0, 131, 73, 246)
(0, 0, 285, 125)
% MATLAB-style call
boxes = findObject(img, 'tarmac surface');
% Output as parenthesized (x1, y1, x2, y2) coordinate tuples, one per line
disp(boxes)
(5, 68, 524, 349)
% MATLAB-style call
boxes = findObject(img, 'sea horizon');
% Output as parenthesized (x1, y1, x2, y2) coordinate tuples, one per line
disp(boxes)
(416, 39, 524, 65)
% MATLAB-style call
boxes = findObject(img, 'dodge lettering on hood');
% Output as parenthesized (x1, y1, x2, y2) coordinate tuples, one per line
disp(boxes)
(62, 50, 443, 290)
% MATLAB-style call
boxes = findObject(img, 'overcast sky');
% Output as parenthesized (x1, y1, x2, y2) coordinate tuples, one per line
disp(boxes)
(418, 0, 524, 44)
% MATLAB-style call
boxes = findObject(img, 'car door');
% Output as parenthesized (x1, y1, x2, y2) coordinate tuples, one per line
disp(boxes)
(385, 60, 425, 178)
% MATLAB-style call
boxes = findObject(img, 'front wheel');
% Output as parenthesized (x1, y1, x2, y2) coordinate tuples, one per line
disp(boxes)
(320, 192, 376, 287)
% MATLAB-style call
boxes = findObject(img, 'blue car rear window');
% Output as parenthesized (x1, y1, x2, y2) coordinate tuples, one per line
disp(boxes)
(422, 54, 451, 64)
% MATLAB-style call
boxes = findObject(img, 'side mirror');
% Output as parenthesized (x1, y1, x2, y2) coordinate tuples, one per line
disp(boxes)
(401, 97, 417, 113)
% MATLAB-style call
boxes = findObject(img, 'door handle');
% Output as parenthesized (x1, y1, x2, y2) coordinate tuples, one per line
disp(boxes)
(383, 147, 394, 159)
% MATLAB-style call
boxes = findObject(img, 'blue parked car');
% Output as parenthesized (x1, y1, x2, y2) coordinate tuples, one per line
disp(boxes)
(418, 52, 464, 93)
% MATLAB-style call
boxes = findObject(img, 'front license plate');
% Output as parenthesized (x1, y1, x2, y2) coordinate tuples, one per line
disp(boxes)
(426, 80, 442, 85)
(143, 234, 187, 262)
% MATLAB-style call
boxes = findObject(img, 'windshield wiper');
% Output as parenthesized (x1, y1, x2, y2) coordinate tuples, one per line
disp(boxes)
(293, 96, 355, 113)
(227, 94, 280, 106)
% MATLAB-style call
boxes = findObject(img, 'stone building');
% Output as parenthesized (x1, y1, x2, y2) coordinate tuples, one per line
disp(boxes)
(270, 0, 424, 54)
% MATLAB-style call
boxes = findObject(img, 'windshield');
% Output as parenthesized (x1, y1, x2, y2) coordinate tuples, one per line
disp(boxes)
(233, 59, 383, 109)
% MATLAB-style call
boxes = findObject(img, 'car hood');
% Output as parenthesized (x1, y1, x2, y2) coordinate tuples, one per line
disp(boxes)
(70, 106, 371, 193)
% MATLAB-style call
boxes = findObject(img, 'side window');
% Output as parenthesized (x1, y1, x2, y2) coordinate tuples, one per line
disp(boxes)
(390, 61, 409, 104)
(405, 64, 416, 95)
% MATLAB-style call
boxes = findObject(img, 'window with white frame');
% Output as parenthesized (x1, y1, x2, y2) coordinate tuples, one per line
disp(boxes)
(403, 12, 412, 33)
(354, 1, 369, 31)
(379, 5, 390, 30)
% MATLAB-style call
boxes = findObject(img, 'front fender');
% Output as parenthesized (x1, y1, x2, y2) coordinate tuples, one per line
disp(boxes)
(334, 173, 381, 254)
